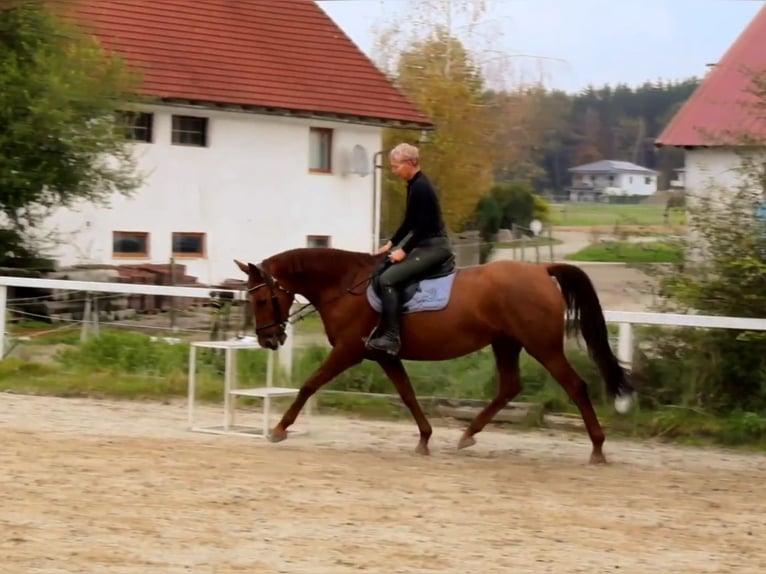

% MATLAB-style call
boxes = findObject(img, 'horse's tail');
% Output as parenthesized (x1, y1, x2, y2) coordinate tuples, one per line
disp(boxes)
(546, 263, 634, 411)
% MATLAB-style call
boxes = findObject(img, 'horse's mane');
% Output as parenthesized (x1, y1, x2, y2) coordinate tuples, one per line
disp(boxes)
(268, 247, 380, 285)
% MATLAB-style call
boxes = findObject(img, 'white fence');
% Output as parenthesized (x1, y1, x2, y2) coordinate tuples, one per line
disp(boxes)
(1, 276, 766, 376)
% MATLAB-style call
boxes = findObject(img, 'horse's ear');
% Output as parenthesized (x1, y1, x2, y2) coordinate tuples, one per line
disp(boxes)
(234, 259, 250, 275)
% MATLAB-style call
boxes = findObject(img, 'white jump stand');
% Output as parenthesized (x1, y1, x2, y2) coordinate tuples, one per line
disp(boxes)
(187, 339, 309, 438)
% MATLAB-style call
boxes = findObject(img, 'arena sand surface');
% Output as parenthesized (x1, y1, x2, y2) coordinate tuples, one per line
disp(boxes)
(1, 392, 764, 574)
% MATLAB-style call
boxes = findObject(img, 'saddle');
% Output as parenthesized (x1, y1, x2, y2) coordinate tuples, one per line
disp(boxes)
(367, 253, 457, 314)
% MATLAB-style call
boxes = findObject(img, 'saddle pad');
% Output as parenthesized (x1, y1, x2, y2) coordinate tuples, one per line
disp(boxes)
(366, 272, 457, 314)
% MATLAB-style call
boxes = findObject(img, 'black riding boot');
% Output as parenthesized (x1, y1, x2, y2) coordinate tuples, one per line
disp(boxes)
(366, 286, 401, 355)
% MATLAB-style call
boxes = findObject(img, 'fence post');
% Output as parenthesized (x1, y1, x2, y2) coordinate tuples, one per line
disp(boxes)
(548, 227, 555, 262)
(617, 322, 633, 368)
(278, 317, 294, 382)
(0, 285, 6, 359)
(169, 256, 177, 332)
(80, 293, 92, 343)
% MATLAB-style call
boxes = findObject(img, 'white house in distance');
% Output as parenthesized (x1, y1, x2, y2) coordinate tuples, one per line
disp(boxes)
(655, 3, 766, 202)
(43, 0, 432, 285)
(567, 160, 658, 202)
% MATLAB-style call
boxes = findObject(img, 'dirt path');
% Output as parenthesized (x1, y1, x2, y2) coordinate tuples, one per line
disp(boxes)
(1, 393, 765, 574)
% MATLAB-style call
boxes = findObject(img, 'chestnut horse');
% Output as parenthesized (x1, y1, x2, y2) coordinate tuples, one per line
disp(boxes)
(234, 246, 634, 464)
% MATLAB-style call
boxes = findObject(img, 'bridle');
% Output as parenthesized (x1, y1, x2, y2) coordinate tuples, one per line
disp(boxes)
(246, 261, 294, 337)
(245, 256, 387, 338)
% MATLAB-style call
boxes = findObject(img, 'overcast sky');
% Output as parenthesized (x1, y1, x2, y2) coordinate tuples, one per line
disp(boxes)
(317, 0, 764, 92)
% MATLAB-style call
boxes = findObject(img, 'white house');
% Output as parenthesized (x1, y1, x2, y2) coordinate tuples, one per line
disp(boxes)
(567, 160, 658, 201)
(43, 0, 432, 285)
(655, 4, 766, 205)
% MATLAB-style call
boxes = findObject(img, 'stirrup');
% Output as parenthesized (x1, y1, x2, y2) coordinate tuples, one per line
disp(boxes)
(365, 331, 401, 356)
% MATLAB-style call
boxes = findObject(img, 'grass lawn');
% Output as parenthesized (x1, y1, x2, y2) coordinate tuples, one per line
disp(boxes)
(565, 240, 684, 263)
(549, 203, 685, 227)
(494, 236, 561, 248)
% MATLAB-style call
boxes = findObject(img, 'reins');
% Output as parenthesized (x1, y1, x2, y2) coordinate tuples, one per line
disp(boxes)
(251, 256, 389, 329)
(285, 270, 374, 325)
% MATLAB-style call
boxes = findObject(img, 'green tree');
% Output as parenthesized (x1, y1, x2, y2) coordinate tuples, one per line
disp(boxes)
(0, 2, 143, 265)
(473, 181, 547, 239)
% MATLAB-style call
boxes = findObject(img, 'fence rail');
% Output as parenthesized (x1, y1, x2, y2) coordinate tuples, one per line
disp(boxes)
(1, 275, 765, 377)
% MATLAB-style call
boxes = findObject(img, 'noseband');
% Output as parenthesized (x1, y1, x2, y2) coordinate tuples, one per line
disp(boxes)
(247, 261, 292, 336)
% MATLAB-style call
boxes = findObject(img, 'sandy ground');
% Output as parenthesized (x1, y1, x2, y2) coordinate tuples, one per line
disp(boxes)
(1, 392, 765, 574)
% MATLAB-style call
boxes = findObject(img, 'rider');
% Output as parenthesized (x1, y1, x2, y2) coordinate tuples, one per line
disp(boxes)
(365, 142, 454, 356)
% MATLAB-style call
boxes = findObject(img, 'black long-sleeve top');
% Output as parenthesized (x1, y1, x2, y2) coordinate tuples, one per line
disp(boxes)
(389, 171, 447, 252)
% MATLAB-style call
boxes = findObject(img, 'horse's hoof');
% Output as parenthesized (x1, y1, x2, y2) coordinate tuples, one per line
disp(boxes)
(415, 442, 430, 456)
(268, 428, 287, 443)
(589, 452, 607, 465)
(457, 435, 476, 450)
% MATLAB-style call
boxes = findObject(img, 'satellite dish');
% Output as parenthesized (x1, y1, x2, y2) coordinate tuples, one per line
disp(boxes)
(349, 144, 370, 177)
(530, 219, 543, 236)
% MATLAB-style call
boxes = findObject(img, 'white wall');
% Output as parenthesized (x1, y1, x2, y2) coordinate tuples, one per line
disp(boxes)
(681, 147, 766, 261)
(684, 148, 764, 199)
(615, 172, 657, 196)
(43, 104, 383, 284)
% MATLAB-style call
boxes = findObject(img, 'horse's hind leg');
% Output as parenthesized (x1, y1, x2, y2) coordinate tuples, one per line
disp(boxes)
(458, 337, 522, 450)
(535, 349, 607, 464)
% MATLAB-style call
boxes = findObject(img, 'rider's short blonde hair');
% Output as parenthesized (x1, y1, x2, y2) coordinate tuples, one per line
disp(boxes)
(389, 143, 420, 166)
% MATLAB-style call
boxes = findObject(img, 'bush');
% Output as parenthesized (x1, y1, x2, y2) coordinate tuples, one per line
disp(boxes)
(646, 151, 766, 413)
(56, 330, 271, 381)
(473, 180, 551, 245)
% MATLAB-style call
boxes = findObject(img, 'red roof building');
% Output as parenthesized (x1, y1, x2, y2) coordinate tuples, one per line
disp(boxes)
(66, 0, 432, 129)
(656, 4, 766, 148)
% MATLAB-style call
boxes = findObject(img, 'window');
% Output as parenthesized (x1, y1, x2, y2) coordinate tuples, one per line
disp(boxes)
(645, 176, 653, 184)
(118, 111, 153, 143)
(113, 231, 149, 257)
(172, 232, 206, 257)
(309, 127, 332, 172)
(172, 115, 208, 147)
(307, 235, 331, 248)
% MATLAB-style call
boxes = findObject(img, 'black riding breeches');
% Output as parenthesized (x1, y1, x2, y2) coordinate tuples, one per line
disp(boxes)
(379, 241, 453, 290)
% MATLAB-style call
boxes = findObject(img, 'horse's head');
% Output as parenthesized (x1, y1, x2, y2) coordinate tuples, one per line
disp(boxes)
(234, 259, 294, 350)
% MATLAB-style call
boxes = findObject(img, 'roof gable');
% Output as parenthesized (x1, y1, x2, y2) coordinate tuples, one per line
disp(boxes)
(656, 5, 766, 148)
(569, 160, 657, 174)
(67, 0, 432, 128)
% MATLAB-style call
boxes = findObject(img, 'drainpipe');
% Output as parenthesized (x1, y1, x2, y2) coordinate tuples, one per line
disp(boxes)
(371, 150, 384, 252)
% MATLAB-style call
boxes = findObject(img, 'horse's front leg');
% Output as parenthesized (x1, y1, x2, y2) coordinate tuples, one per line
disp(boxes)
(377, 357, 432, 455)
(270, 345, 362, 442)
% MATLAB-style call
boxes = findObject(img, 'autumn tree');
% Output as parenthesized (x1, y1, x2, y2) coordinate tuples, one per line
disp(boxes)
(380, 30, 495, 234)
(0, 1, 142, 266)
(372, 0, 503, 235)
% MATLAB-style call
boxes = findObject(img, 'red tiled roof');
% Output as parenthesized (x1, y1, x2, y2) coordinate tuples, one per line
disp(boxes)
(655, 4, 766, 147)
(65, 0, 432, 128)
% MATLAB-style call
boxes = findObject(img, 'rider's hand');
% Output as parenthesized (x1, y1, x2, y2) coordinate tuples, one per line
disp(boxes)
(389, 248, 406, 263)
(377, 241, 392, 254)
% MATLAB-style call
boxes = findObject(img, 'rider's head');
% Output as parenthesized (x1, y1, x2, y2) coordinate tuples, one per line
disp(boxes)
(389, 143, 420, 181)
